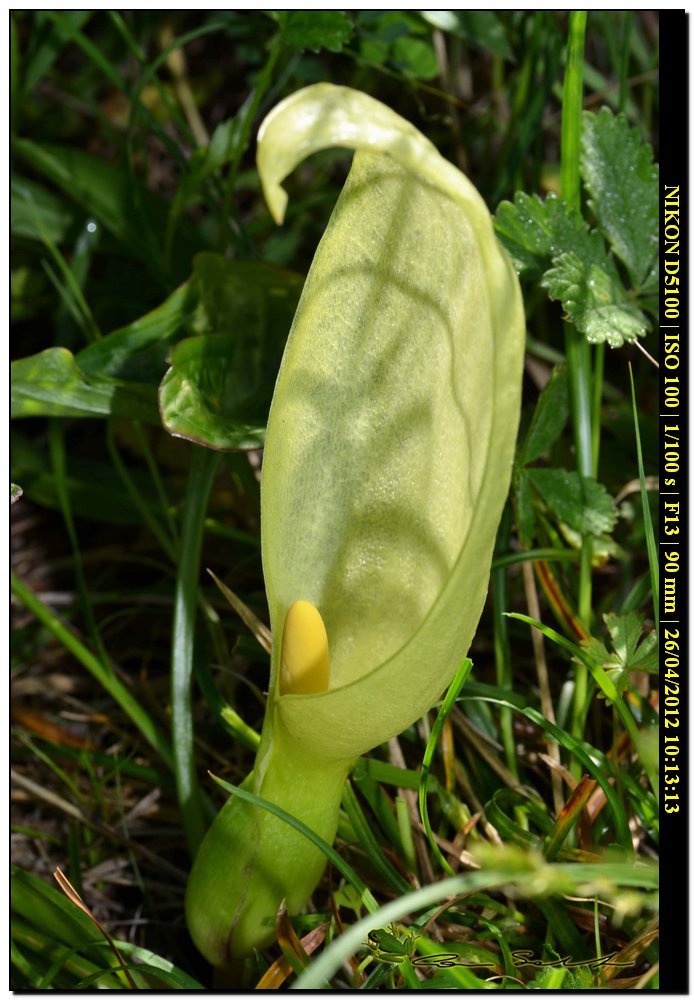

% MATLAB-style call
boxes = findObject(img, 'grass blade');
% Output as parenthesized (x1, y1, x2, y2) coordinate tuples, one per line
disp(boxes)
(419, 659, 472, 877)
(171, 446, 221, 855)
(11, 572, 173, 771)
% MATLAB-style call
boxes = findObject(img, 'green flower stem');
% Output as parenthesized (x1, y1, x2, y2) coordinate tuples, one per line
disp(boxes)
(172, 446, 221, 856)
(186, 714, 352, 968)
(560, 11, 592, 749)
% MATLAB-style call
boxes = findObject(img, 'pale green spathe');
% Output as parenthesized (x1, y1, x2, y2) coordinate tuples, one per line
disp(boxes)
(261, 85, 524, 758)
(186, 83, 525, 967)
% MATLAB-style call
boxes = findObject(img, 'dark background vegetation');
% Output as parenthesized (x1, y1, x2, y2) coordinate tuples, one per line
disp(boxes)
(11, 11, 659, 990)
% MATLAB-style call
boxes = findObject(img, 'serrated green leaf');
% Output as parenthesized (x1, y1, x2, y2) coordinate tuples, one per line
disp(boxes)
(605, 611, 658, 674)
(11, 347, 159, 422)
(581, 635, 619, 670)
(526, 468, 617, 537)
(494, 193, 590, 278)
(581, 108, 659, 291)
(273, 11, 353, 52)
(579, 611, 657, 696)
(518, 364, 569, 466)
(543, 249, 648, 347)
(495, 188, 649, 348)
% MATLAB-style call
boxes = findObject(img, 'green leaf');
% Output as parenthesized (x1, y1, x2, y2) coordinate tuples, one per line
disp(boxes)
(159, 336, 267, 449)
(543, 249, 648, 347)
(526, 468, 617, 537)
(581, 108, 659, 290)
(11, 867, 118, 971)
(494, 193, 589, 278)
(78, 254, 303, 390)
(11, 348, 159, 422)
(11, 482, 23, 504)
(77, 284, 194, 384)
(272, 11, 353, 52)
(158, 258, 302, 449)
(517, 364, 569, 466)
(584, 611, 658, 695)
(605, 610, 657, 673)
(495, 192, 648, 347)
(392, 35, 439, 79)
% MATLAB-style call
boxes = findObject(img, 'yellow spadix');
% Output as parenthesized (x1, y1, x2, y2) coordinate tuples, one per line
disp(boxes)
(280, 600, 330, 696)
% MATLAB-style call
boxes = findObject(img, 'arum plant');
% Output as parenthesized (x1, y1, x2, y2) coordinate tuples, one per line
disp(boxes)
(186, 84, 525, 969)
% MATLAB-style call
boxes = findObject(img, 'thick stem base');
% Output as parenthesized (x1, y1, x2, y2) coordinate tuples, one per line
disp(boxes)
(186, 717, 351, 968)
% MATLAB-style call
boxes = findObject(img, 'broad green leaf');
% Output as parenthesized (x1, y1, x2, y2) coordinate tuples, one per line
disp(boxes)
(270, 11, 353, 52)
(78, 254, 303, 390)
(581, 108, 659, 291)
(157, 257, 303, 448)
(11, 348, 159, 422)
(543, 249, 648, 347)
(526, 468, 616, 538)
(517, 364, 569, 466)
(187, 83, 525, 966)
(78, 284, 194, 384)
(12, 255, 302, 438)
(392, 35, 439, 79)
(159, 335, 268, 449)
